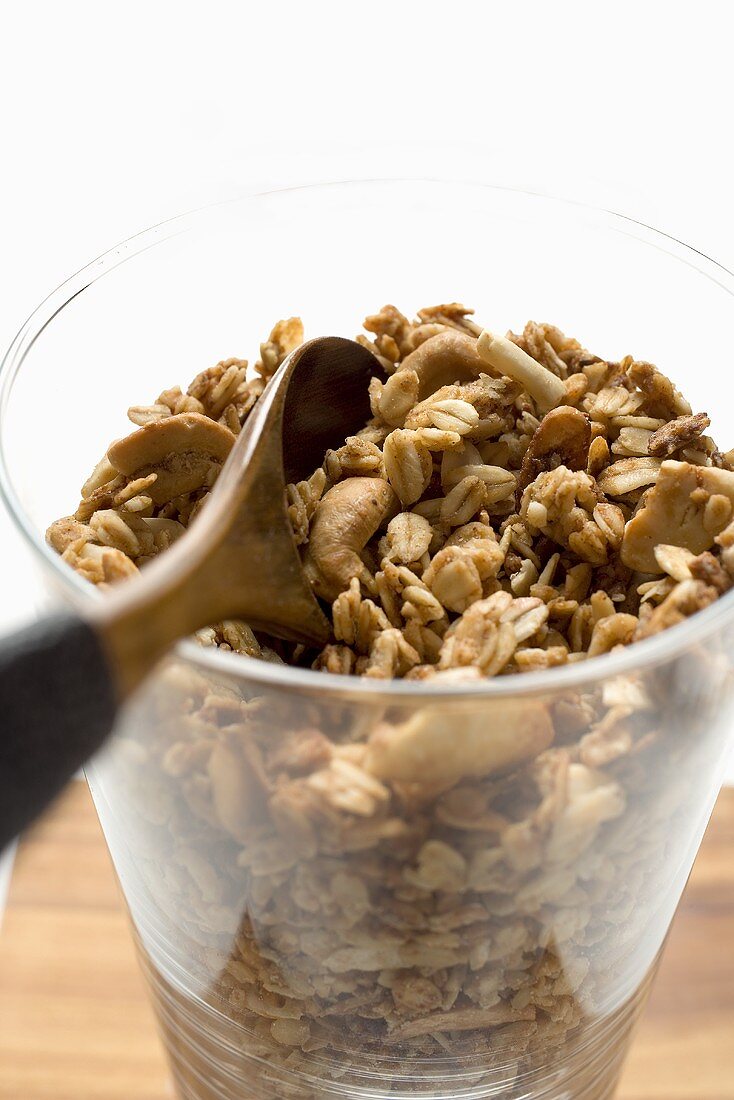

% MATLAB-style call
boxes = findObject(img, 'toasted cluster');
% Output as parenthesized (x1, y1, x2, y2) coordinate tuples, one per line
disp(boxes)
(49, 302, 734, 677)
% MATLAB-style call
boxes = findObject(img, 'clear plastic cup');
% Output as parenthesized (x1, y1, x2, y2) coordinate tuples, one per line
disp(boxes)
(1, 181, 733, 1099)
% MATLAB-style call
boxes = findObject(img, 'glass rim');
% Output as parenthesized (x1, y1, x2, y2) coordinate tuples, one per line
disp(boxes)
(3, 176, 734, 702)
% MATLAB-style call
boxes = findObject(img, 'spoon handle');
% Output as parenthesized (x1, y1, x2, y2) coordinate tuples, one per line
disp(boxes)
(0, 555, 225, 850)
(0, 613, 117, 850)
(0, 523, 233, 850)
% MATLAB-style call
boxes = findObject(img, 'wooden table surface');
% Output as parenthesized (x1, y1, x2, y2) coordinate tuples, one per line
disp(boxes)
(0, 782, 732, 1100)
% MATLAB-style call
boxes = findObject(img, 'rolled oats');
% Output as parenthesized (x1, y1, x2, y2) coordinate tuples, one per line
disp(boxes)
(370, 368, 420, 427)
(520, 467, 609, 565)
(380, 512, 433, 565)
(383, 429, 432, 506)
(596, 456, 662, 497)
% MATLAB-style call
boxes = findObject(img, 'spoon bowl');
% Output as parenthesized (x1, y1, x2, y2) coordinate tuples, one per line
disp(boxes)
(94, 336, 380, 695)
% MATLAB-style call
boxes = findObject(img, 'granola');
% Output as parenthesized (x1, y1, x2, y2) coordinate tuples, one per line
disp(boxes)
(49, 308, 734, 1098)
(48, 307, 734, 675)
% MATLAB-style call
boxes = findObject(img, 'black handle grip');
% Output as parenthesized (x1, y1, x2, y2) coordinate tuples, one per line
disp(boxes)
(0, 612, 118, 851)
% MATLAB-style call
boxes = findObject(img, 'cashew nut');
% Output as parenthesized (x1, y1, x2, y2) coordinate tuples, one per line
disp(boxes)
(518, 405, 592, 499)
(364, 699, 554, 788)
(397, 331, 484, 400)
(303, 477, 399, 601)
(107, 413, 235, 504)
(476, 330, 566, 412)
(621, 460, 734, 572)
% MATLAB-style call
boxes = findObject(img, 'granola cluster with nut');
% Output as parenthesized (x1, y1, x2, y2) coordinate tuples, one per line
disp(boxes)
(48, 303, 734, 676)
(48, 307, 734, 1098)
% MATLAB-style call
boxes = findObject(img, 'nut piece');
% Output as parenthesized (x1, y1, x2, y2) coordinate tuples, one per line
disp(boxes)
(303, 477, 399, 601)
(208, 744, 255, 842)
(621, 460, 734, 572)
(107, 413, 235, 504)
(518, 406, 592, 498)
(398, 331, 484, 400)
(647, 412, 711, 458)
(476, 330, 566, 412)
(364, 700, 554, 787)
(597, 458, 661, 497)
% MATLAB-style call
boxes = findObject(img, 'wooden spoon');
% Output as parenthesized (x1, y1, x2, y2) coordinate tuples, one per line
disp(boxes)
(0, 337, 378, 847)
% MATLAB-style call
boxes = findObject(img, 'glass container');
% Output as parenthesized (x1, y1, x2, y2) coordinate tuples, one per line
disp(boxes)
(1, 181, 733, 1099)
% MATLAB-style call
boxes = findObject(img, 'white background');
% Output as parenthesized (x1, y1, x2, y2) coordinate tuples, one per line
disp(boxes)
(1, 3, 734, 744)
